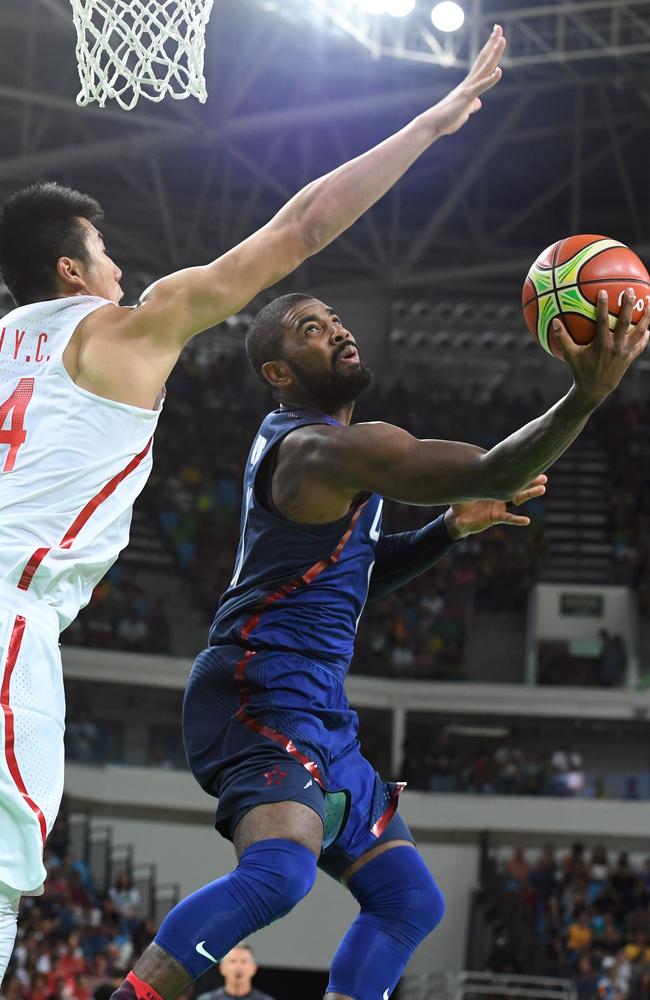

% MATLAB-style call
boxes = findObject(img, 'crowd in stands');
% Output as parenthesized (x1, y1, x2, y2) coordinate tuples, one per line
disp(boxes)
(63, 578, 170, 657)
(401, 731, 595, 797)
(1, 802, 159, 1000)
(490, 843, 650, 999)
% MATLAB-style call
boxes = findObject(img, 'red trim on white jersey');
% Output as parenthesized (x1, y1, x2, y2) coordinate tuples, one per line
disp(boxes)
(1, 614, 48, 843)
(17, 437, 153, 592)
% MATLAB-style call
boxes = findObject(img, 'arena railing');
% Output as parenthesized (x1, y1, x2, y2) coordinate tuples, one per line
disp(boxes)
(69, 814, 180, 924)
(399, 972, 577, 1000)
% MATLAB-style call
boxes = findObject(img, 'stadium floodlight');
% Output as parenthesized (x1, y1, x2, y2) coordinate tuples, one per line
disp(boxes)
(358, 0, 387, 13)
(384, 0, 416, 15)
(430, 1, 465, 32)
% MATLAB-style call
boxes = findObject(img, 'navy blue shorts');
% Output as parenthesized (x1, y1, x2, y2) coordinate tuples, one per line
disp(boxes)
(182, 644, 413, 880)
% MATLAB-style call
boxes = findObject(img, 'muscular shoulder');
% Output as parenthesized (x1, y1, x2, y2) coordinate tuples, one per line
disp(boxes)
(271, 420, 401, 521)
(278, 420, 398, 468)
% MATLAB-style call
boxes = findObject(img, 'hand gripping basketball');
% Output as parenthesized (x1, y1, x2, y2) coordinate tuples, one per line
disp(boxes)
(426, 25, 506, 137)
(552, 289, 650, 404)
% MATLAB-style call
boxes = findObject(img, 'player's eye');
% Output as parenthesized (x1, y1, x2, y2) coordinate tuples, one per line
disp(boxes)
(305, 324, 319, 334)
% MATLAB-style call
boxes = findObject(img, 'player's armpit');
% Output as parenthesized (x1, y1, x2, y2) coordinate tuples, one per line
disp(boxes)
(305, 422, 506, 506)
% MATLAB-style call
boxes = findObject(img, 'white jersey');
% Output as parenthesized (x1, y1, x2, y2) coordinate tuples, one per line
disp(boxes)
(0, 295, 162, 631)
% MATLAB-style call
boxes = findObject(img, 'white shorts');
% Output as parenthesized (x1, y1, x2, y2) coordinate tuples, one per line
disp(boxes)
(0, 582, 63, 893)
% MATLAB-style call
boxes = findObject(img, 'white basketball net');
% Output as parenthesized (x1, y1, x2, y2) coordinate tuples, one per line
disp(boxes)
(69, 0, 215, 111)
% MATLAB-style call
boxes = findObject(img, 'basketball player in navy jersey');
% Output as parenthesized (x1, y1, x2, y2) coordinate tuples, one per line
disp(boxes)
(111, 277, 649, 1000)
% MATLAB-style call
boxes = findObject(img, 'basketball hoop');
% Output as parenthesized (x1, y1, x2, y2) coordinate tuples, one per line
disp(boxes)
(69, 0, 215, 111)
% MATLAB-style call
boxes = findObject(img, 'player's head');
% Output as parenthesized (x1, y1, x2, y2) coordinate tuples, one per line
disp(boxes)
(219, 943, 257, 991)
(246, 293, 372, 410)
(0, 181, 123, 306)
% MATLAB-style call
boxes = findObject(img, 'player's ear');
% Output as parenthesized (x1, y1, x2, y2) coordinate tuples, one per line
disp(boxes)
(261, 359, 292, 390)
(56, 255, 86, 291)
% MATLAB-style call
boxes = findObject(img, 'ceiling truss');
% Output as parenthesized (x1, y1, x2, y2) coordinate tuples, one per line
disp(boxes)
(0, 0, 647, 311)
(299, 0, 650, 70)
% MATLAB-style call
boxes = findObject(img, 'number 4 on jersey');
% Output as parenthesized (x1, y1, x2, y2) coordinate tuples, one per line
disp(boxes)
(0, 378, 34, 472)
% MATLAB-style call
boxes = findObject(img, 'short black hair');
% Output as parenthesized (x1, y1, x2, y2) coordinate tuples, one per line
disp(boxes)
(0, 182, 104, 305)
(246, 292, 314, 383)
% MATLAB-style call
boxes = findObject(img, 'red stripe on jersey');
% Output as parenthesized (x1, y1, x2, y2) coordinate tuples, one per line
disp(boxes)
(234, 502, 368, 788)
(1, 615, 48, 843)
(240, 501, 367, 641)
(17, 437, 153, 591)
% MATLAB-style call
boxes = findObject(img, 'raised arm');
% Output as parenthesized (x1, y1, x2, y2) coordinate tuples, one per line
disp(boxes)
(297, 291, 650, 507)
(118, 27, 506, 346)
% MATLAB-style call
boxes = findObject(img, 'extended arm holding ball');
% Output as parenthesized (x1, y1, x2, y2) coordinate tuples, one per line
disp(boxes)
(294, 290, 650, 509)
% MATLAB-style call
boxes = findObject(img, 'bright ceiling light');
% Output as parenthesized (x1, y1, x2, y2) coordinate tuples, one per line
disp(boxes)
(430, 1, 465, 32)
(359, 0, 387, 13)
(385, 0, 416, 15)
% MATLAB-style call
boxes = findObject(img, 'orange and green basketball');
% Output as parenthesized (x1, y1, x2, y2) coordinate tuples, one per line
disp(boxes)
(522, 235, 650, 359)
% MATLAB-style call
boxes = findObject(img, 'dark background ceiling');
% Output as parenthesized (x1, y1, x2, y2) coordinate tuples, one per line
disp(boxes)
(0, 0, 649, 333)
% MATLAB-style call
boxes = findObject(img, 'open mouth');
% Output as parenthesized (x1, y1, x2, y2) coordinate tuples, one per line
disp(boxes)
(337, 344, 359, 364)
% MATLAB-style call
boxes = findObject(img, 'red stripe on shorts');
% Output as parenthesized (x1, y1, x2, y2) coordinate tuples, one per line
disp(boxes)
(234, 649, 325, 788)
(371, 782, 406, 839)
(17, 437, 153, 591)
(235, 501, 369, 788)
(1, 615, 48, 843)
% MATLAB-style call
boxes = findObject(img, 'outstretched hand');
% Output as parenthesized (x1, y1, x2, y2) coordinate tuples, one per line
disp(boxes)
(551, 289, 650, 405)
(427, 25, 506, 138)
(444, 474, 547, 540)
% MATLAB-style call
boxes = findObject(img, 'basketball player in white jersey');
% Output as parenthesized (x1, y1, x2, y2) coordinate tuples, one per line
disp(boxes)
(0, 26, 506, 981)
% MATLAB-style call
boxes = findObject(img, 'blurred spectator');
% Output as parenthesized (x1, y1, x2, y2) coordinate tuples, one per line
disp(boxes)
(494, 738, 523, 795)
(66, 711, 100, 764)
(599, 631, 627, 688)
(427, 731, 460, 792)
(107, 873, 140, 932)
(505, 848, 530, 890)
(115, 610, 149, 653)
(195, 943, 275, 1000)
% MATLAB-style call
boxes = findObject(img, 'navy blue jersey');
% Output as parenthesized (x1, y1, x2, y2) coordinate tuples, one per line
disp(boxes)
(210, 406, 383, 673)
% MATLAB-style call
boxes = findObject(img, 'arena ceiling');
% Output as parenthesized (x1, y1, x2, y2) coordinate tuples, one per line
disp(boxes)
(0, 0, 650, 306)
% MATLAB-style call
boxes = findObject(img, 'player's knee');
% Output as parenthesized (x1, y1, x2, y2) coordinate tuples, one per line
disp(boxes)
(351, 847, 445, 949)
(381, 860, 445, 945)
(234, 839, 317, 923)
(408, 869, 445, 937)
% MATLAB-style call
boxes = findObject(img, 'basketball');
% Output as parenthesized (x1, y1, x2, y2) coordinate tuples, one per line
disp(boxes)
(522, 235, 650, 358)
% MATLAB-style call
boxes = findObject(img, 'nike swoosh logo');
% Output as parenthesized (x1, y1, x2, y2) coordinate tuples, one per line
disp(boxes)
(195, 941, 219, 963)
(304, 779, 313, 789)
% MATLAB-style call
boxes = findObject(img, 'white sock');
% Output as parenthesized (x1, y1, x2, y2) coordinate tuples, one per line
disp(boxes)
(0, 886, 20, 988)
